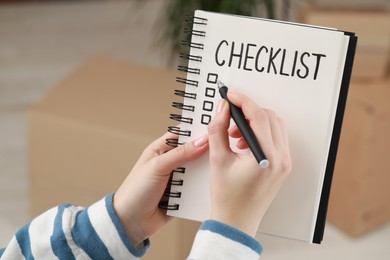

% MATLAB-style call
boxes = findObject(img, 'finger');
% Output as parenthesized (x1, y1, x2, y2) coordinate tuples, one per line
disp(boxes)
(271, 116, 292, 173)
(227, 91, 262, 123)
(236, 137, 249, 150)
(277, 117, 291, 161)
(229, 123, 250, 149)
(152, 130, 179, 154)
(152, 133, 209, 174)
(227, 91, 275, 160)
(265, 109, 285, 149)
(208, 99, 232, 164)
(228, 124, 242, 138)
(278, 117, 289, 148)
(136, 130, 179, 168)
(144, 126, 184, 160)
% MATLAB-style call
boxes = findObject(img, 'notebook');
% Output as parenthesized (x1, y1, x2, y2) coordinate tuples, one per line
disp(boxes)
(163, 10, 357, 244)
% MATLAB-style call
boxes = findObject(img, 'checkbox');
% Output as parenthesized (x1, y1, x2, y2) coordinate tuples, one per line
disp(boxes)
(207, 73, 218, 84)
(203, 101, 214, 112)
(205, 87, 215, 98)
(201, 114, 212, 125)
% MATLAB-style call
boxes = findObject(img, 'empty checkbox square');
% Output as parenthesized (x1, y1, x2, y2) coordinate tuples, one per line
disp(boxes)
(205, 87, 215, 98)
(201, 114, 212, 125)
(203, 101, 214, 112)
(207, 73, 218, 84)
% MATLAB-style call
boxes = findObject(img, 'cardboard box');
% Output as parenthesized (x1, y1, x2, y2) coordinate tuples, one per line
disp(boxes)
(311, 0, 390, 10)
(300, 6, 390, 80)
(328, 79, 390, 236)
(27, 56, 200, 259)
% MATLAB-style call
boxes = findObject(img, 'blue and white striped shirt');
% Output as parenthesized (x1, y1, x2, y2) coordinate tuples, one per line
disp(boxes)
(0, 193, 262, 259)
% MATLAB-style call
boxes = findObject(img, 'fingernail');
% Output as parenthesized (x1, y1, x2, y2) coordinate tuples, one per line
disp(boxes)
(217, 99, 226, 114)
(193, 134, 209, 147)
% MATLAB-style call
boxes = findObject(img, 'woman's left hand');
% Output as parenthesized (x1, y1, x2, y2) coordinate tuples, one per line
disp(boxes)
(113, 131, 209, 247)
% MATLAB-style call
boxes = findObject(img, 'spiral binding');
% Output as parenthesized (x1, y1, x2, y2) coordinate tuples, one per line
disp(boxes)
(179, 53, 202, 62)
(183, 28, 206, 37)
(185, 15, 208, 25)
(172, 102, 195, 112)
(173, 167, 186, 174)
(181, 40, 204, 50)
(158, 201, 179, 210)
(170, 114, 193, 124)
(176, 77, 198, 87)
(159, 14, 208, 211)
(177, 65, 200, 75)
(168, 126, 191, 137)
(174, 89, 197, 99)
(165, 138, 182, 148)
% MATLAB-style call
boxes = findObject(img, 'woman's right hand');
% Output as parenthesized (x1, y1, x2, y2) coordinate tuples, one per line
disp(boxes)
(207, 91, 292, 237)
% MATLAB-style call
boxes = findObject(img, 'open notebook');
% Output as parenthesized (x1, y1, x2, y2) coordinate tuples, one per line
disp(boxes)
(163, 10, 357, 244)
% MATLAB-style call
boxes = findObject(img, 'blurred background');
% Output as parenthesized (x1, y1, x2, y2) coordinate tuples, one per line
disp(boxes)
(0, 0, 389, 259)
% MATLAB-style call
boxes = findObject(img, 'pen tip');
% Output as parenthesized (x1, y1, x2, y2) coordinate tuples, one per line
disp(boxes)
(216, 79, 224, 89)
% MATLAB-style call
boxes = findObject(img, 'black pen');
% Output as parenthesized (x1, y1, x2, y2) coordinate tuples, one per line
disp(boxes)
(217, 80, 269, 168)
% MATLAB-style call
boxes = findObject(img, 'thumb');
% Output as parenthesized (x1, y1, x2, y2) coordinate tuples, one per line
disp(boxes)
(208, 99, 232, 163)
(154, 134, 209, 173)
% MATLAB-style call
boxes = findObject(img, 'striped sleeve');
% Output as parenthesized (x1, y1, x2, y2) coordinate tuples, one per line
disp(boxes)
(187, 220, 262, 260)
(0, 193, 149, 259)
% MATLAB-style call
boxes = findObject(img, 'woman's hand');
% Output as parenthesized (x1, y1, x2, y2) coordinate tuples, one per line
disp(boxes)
(113, 131, 209, 247)
(208, 91, 292, 237)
